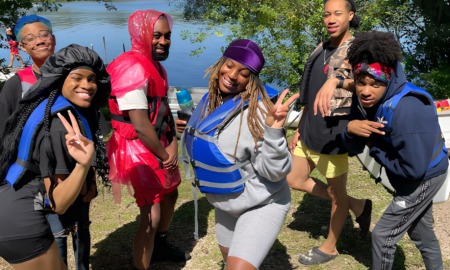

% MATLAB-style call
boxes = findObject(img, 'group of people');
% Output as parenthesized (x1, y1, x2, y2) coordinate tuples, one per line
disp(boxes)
(0, 12, 187, 270)
(0, 0, 447, 270)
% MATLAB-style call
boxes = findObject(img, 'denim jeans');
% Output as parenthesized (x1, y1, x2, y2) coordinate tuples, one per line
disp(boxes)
(46, 198, 91, 270)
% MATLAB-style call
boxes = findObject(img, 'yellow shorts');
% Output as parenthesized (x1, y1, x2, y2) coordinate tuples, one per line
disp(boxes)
(293, 140, 348, 178)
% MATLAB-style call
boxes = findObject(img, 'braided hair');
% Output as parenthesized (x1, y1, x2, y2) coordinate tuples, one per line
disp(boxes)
(0, 96, 46, 180)
(0, 44, 111, 208)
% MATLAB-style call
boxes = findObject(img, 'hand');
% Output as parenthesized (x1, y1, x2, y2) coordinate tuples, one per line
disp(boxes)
(265, 89, 300, 128)
(57, 110, 95, 167)
(347, 120, 385, 138)
(175, 118, 187, 134)
(289, 129, 300, 152)
(162, 138, 178, 170)
(313, 77, 339, 117)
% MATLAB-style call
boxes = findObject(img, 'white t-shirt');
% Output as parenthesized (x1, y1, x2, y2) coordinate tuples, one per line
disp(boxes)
(116, 82, 148, 111)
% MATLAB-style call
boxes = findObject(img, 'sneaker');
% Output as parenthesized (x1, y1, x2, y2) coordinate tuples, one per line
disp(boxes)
(151, 232, 191, 263)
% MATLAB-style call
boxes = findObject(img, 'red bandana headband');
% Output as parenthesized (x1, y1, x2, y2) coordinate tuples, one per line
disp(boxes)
(353, 62, 393, 84)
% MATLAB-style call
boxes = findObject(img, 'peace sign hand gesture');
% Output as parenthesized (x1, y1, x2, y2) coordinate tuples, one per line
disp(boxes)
(57, 110, 95, 167)
(265, 89, 300, 128)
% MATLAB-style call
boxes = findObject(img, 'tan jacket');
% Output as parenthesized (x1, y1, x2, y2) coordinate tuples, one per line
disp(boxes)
(300, 37, 354, 116)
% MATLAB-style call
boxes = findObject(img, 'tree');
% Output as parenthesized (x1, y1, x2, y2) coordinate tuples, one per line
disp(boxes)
(364, 0, 450, 98)
(173, 0, 345, 87)
(172, 0, 449, 98)
(0, 0, 115, 67)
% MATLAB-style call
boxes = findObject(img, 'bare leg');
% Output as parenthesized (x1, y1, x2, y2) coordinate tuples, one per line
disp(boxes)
(151, 188, 190, 262)
(319, 173, 349, 255)
(219, 245, 256, 270)
(287, 154, 366, 217)
(226, 256, 257, 270)
(10, 241, 67, 270)
(133, 203, 161, 269)
(17, 55, 25, 67)
(8, 54, 14, 67)
(287, 155, 329, 199)
(157, 188, 178, 231)
(219, 245, 229, 261)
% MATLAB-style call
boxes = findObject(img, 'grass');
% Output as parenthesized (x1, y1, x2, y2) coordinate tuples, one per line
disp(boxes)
(1, 137, 449, 270)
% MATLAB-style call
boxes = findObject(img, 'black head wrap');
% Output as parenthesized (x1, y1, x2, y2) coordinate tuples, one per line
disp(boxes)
(22, 44, 111, 108)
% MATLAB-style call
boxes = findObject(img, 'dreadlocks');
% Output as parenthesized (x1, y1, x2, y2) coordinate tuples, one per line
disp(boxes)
(0, 44, 111, 210)
(204, 57, 273, 149)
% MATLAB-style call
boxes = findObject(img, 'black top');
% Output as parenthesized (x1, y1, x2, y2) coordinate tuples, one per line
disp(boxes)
(299, 46, 349, 155)
(34, 109, 97, 178)
(0, 71, 41, 137)
(0, 75, 23, 137)
(35, 114, 76, 178)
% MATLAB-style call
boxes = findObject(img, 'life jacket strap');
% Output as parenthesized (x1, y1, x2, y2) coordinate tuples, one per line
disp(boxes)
(16, 158, 40, 174)
(109, 96, 170, 139)
(191, 159, 251, 173)
(5, 95, 92, 187)
(196, 171, 256, 189)
(185, 126, 217, 143)
(110, 114, 131, 123)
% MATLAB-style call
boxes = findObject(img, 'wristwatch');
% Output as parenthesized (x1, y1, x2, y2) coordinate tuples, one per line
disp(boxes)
(335, 75, 345, 88)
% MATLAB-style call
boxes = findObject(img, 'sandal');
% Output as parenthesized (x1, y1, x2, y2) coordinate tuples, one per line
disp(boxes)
(298, 246, 338, 265)
(355, 199, 372, 238)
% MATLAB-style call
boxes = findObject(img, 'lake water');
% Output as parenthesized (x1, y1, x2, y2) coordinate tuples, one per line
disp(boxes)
(1, 0, 230, 88)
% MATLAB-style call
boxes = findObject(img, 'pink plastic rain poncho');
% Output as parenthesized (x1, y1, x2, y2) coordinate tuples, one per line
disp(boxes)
(106, 10, 180, 205)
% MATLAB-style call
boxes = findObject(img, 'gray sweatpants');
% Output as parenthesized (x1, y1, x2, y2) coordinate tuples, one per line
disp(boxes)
(372, 171, 447, 270)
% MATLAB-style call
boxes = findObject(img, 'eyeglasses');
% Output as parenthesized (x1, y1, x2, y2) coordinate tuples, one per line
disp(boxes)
(21, 30, 53, 45)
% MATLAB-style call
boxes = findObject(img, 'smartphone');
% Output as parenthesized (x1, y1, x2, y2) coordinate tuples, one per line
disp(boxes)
(177, 110, 191, 121)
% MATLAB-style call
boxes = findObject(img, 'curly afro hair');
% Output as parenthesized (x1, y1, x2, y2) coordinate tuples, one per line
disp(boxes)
(347, 31, 403, 70)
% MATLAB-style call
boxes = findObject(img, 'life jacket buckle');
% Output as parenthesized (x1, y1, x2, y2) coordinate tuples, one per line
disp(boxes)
(192, 178, 200, 187)
(187, 126, 195, 135)
(189, 158, 196, 166)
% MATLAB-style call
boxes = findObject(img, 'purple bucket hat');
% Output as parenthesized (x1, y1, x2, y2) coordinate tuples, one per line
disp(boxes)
(222, 39, 265, 75)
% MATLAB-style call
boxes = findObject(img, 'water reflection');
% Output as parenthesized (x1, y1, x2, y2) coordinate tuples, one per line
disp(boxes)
(1, 0, 229, 87)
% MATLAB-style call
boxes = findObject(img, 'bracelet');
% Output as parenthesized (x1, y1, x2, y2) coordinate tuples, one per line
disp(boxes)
(336, 75, 345, 88)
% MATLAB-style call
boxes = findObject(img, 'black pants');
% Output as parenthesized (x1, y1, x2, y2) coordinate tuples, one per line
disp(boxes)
(46, 198, 91, 270)
(372, 171, 447, 270)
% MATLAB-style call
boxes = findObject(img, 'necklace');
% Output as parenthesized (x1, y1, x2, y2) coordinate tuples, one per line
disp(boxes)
(323, 48, 332, 65)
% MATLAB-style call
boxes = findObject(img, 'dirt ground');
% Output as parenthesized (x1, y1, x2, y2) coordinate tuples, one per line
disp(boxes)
(432, 198, 450, 260)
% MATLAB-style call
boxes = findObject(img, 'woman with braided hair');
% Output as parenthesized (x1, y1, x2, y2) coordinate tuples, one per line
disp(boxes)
(0, 44, 110, 270)
(180, 39, 298, 270)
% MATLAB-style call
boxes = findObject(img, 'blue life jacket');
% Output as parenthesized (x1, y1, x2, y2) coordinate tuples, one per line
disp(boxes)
(5, 94, 93, 187)
(375, 82, 448, 170)
(182, 85, 278, 194)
